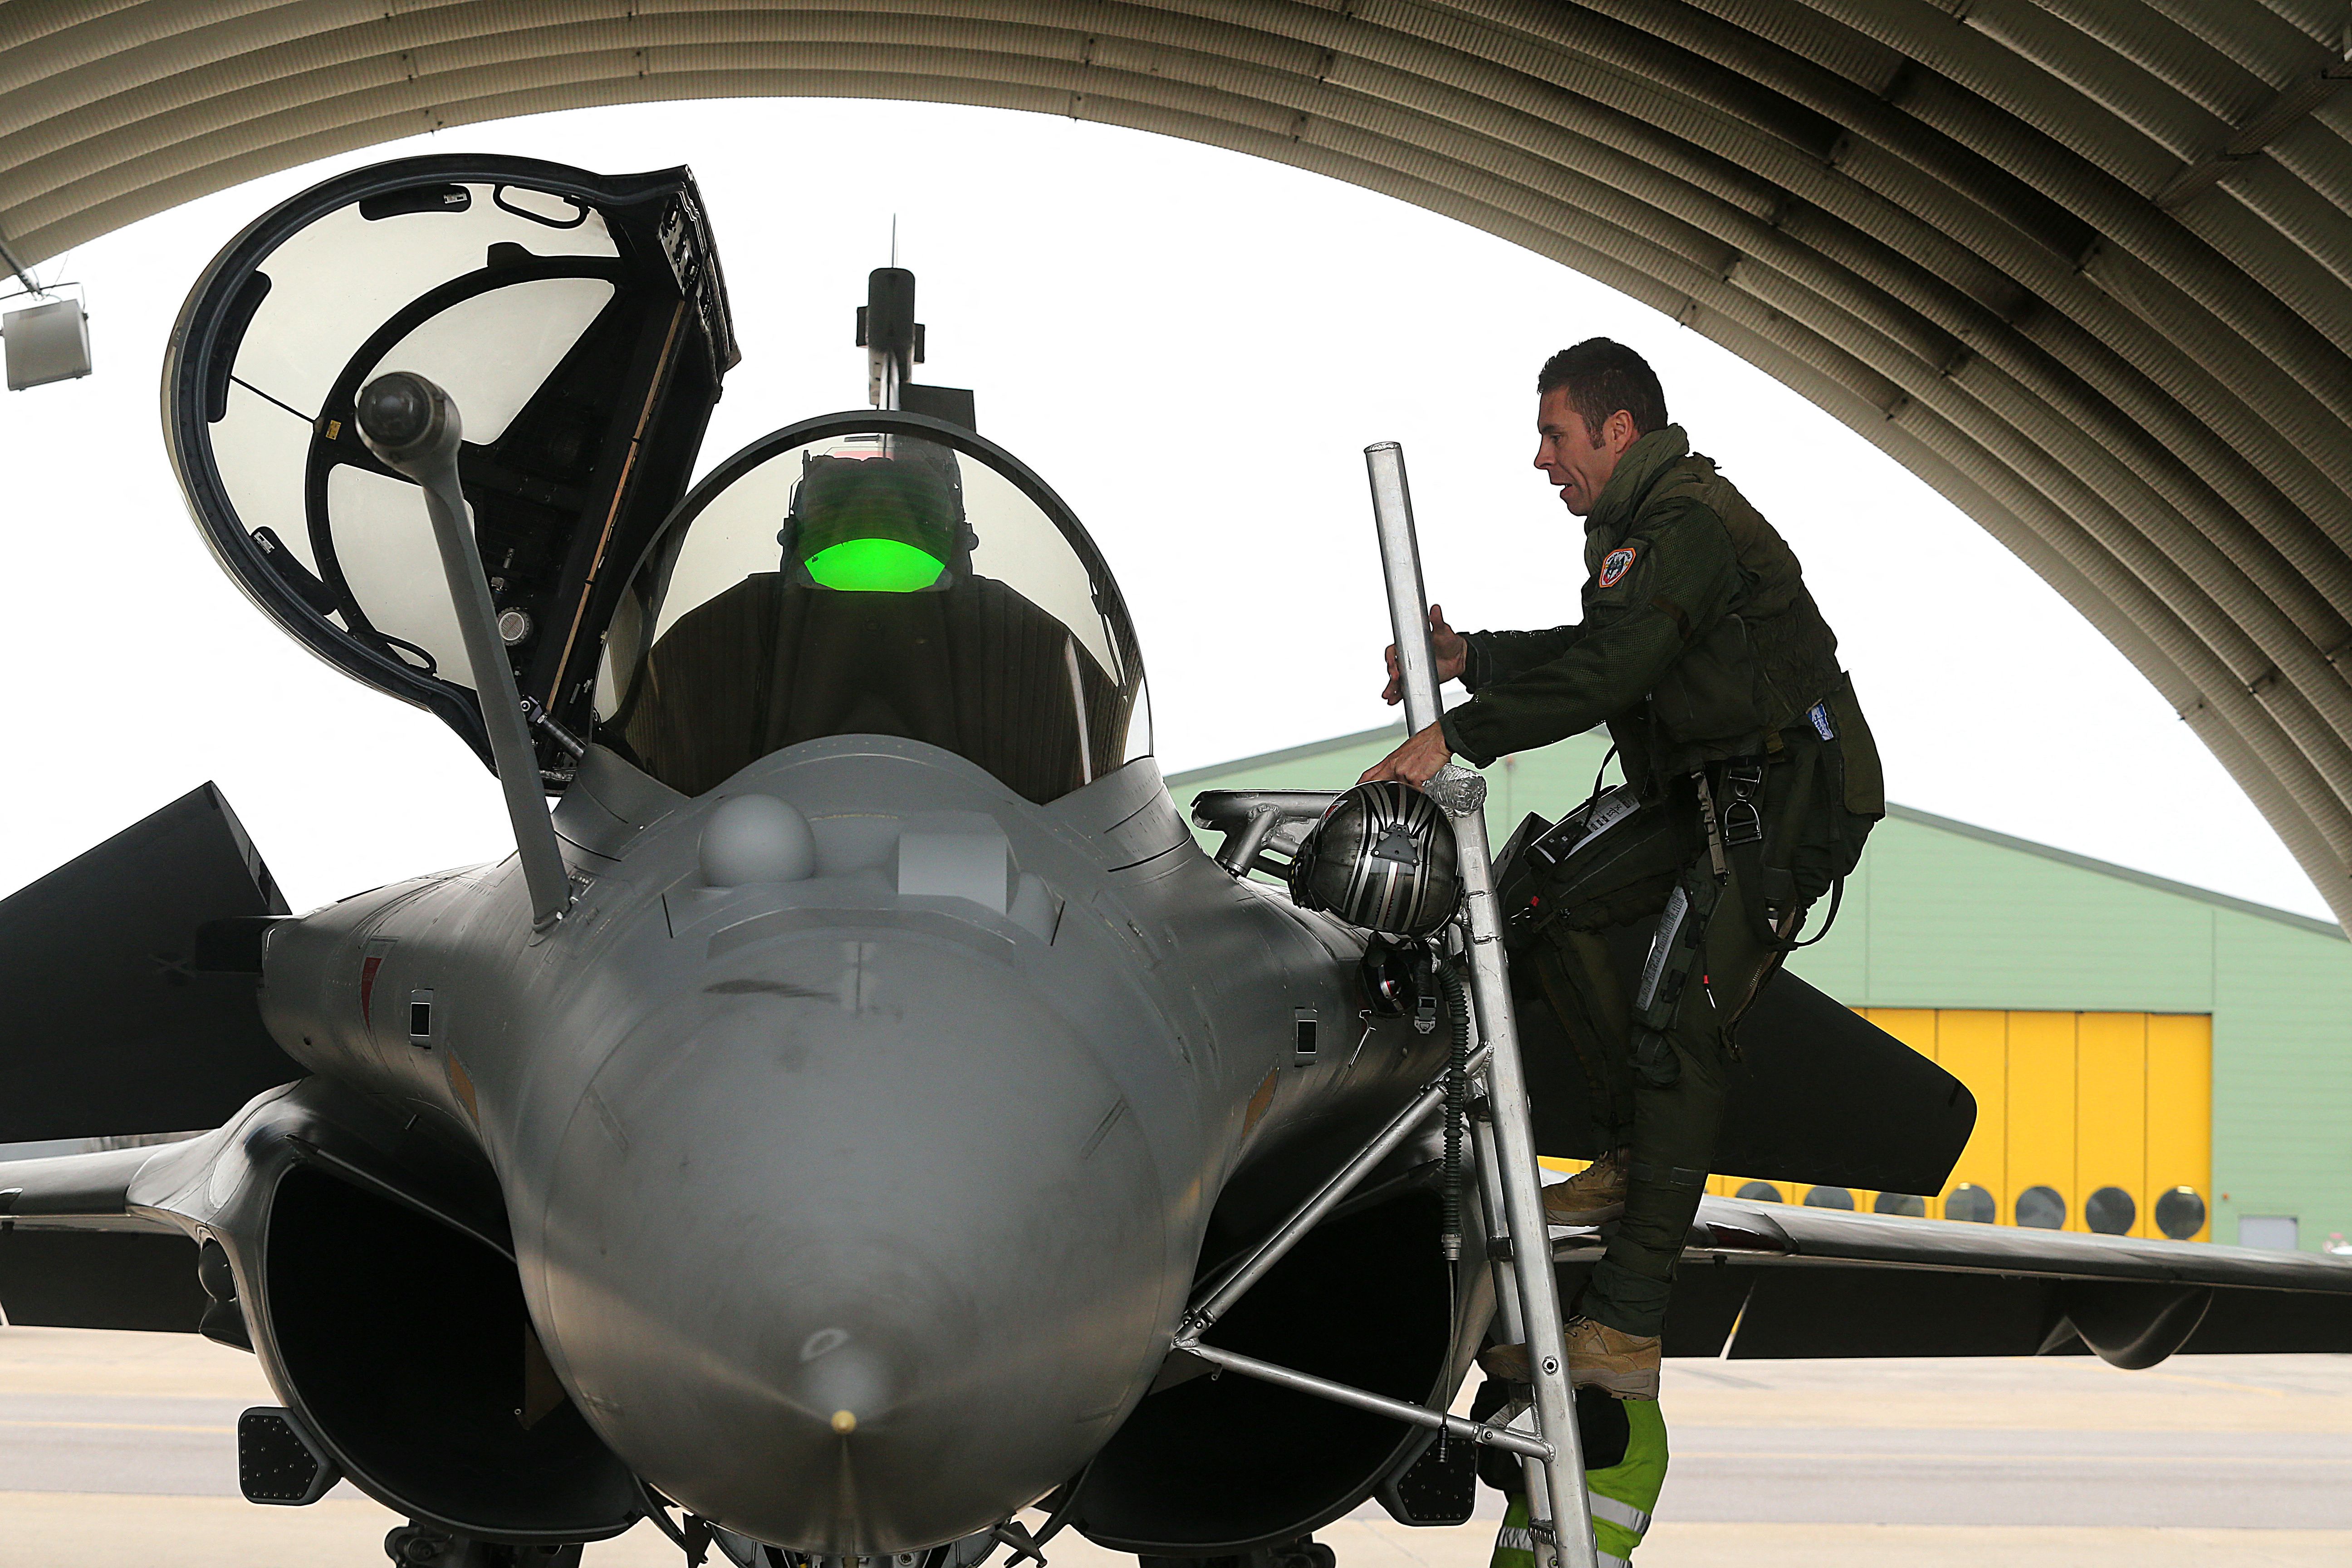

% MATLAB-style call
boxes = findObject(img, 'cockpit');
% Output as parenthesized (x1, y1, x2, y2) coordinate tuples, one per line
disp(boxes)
(596, 416, 1148, 804)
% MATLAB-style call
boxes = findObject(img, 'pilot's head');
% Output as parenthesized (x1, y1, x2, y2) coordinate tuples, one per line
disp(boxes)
(1533, 339, 1667, 519)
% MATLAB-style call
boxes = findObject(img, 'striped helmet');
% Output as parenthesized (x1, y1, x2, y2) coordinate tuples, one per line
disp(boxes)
(1289, 781, 1460, 936)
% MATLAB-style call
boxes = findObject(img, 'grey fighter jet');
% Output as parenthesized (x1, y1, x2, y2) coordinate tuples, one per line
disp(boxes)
(0, 157, 2345, 1568)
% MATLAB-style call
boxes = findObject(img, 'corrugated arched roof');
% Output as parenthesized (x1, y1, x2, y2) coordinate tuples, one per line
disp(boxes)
(8, 0, 2352, 921)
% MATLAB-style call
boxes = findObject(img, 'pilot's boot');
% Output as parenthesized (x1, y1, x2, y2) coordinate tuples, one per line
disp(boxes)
(1542, 1149, 1630, 1227)
(1477, 1317, 1662, 1402)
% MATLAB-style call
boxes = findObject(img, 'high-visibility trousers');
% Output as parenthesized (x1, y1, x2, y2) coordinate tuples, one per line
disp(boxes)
(1490, 1399, 1667, 1568)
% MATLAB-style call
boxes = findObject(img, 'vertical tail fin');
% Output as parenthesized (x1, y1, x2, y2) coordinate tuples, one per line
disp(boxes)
(0, 784, 298, 1142)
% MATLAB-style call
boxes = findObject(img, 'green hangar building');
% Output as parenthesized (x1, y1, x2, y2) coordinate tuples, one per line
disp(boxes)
(1172, 725, 2352, 1257)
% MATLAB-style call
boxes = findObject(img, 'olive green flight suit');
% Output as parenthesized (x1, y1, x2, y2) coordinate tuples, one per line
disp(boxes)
(1440, 425, 1884, 1338)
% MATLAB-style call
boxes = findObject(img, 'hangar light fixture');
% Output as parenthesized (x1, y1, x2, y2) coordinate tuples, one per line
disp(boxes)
(3, 294, 92, 391)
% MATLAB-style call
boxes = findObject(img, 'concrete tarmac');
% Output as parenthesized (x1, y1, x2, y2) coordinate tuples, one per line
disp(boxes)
(0, 1328, 2345, 1567)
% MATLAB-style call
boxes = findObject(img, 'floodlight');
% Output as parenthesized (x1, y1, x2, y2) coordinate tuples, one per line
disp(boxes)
(4, 297, 92, 390)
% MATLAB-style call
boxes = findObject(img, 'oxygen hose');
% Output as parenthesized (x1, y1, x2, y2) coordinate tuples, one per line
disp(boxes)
(1437, 956, 1471, 1261)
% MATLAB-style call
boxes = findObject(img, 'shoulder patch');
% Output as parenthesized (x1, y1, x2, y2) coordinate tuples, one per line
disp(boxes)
(1597, 546, 1638, 589)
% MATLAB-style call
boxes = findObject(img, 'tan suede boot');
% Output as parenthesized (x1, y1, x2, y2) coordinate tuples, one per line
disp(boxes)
(1541, 1149, 1629, 1226)
(1477, 1316, 1662, 1401)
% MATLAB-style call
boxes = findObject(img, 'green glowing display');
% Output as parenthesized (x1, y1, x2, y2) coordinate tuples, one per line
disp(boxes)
(803, 538, 946, 593)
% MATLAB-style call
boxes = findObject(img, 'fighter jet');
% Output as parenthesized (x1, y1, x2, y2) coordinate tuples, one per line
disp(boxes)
(0, 156, 2344, 1568)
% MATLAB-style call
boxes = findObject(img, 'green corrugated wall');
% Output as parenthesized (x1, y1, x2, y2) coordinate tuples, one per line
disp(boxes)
(1166, 723, 2352, 1254)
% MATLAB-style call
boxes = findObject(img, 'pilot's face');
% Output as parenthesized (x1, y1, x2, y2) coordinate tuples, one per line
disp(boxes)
(1534, 391, 1631, 518)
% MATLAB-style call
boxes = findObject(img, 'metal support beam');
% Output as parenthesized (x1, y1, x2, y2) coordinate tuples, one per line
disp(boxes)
(1167, 1341, 1552, 1460)
(0, 229, 37, 296)
(1364, 441, 1599, 1568)
(1186, 1043, 1492, 1332)
(355, 373, 573, 931)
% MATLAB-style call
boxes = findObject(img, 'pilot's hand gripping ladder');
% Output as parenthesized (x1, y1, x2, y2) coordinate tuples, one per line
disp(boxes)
(1366, 442, 1600, 1568)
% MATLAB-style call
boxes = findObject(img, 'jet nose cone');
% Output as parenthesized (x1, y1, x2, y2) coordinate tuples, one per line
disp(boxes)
(795, 1337, 890, 1434)
(538, 933, 1172, 1553)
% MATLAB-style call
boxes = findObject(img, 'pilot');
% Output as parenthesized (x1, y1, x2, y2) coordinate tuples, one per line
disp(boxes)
(1361, 339, 1882, 1414)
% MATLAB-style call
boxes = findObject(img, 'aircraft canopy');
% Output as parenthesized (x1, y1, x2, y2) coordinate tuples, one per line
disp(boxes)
(596, 416, 1148, 803)
(164, 156, 736, 772)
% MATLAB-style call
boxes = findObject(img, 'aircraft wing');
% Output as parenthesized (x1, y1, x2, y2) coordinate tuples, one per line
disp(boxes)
(0, 1135, 224, 1332)
(1553, 1196, 2352, 1367)
(0, 781, 303, 1333)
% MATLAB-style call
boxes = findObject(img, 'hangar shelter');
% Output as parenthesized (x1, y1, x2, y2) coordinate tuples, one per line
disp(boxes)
(10, 3, 2352, 938)
(1175, 723, 2352, 1256)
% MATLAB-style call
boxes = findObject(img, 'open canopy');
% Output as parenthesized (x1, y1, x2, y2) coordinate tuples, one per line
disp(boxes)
(596, 413, 1149, 803)
(163, 155, 738, 770)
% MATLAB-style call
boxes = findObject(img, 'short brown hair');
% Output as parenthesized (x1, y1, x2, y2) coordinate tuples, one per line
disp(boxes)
(1536, 339, 1668, 441)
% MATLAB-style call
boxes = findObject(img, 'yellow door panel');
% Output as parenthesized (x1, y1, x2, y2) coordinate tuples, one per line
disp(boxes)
(1864, 1008, 1939, 1060)
(1933, 1011, 2008, 1219)
(2005, 1011, 2077, 1231)
(2074, 1012, 2148, 1236)
(2146, 1014, 2214, 1243)
(1725, 1008, 2207, 1240)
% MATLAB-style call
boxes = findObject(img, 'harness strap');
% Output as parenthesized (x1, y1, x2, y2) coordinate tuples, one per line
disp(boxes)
(1690, 769, 1729, 883)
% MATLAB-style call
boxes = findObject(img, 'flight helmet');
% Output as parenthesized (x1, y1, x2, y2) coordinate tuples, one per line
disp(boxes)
(783, 438, 969, 593)
(1289, 781, 1461, 936)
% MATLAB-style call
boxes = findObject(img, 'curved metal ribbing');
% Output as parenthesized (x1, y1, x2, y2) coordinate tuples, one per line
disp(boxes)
(7, 0, 2352, 920)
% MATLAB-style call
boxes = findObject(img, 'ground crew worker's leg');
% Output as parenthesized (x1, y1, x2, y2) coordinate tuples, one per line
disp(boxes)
(1489, 1391, 1669, 1567)
(1583, 1399, 1669, 1565)
(1581, 862, 1777, 1340)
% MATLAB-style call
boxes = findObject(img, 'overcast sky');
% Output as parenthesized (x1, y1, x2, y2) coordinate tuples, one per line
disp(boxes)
(0, 96, 2324, 920)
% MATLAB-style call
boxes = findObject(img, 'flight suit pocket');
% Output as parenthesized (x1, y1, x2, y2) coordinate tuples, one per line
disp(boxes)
(1828, 679, 1884, 818)
(1775, 689, 1881, 908)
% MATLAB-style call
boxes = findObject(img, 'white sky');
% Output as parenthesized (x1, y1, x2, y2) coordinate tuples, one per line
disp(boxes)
(0, 97, 2325, 921)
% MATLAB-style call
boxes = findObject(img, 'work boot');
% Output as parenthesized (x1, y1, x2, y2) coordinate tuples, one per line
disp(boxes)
(1541, 1150, 1629, 1226)
(1477, 1317, 1662, 1401)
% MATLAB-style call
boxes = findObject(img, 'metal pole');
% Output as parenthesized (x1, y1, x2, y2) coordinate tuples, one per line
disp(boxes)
(0, 230, 39, 297)
(1365, 445, 1444, 737)
(1470, 1117, 1524, 1348)
(1363, 441, 1598, 1568)
(356, 373, 573, 931)
(1470, 1100, 1558, 1534)
(1188, 1043, 1492, 1331)
(1171, 1342, 1552, 1460)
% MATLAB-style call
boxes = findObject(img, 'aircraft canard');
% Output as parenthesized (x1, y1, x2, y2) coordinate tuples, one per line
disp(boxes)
(163, 156, 738, 773)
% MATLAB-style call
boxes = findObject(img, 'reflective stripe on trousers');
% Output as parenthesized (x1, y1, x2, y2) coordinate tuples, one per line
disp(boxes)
(1589, 1494, 1651, 1536)
(1492, 1499, 1643, 1566)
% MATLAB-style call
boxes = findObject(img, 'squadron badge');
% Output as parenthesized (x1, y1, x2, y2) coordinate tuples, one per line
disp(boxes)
(1597, 546, 1638, 588)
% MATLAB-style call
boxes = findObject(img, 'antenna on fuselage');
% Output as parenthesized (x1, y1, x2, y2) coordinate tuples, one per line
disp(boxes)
(855, 263, 977, 431)
(856, 265, 920, 412)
